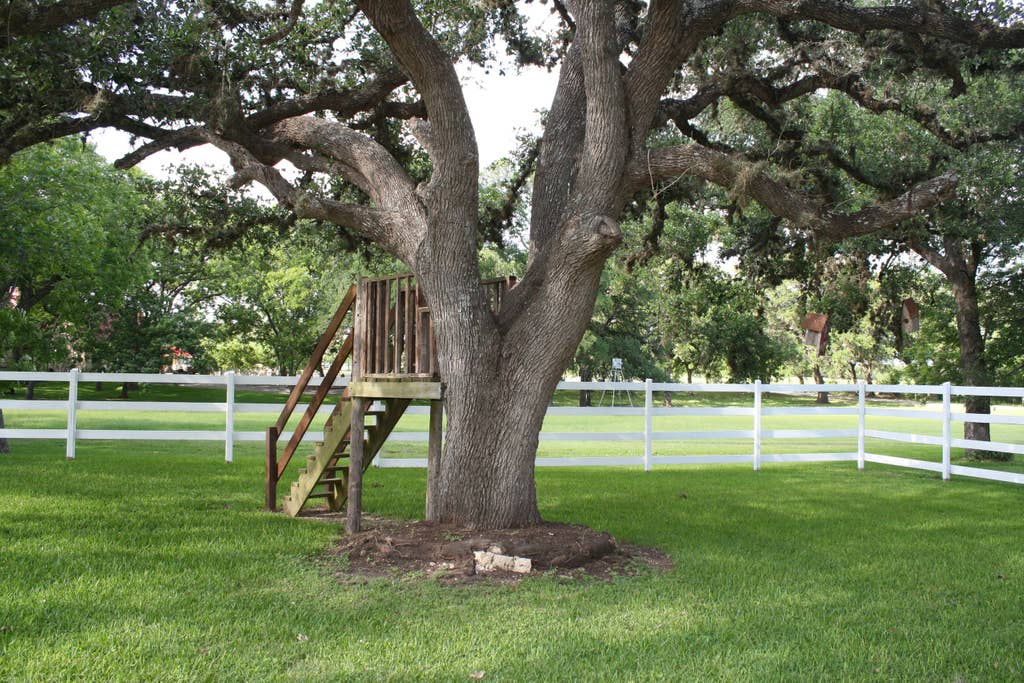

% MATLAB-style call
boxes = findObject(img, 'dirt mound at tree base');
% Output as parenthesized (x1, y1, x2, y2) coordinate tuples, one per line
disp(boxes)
(307, 514, 673, 583)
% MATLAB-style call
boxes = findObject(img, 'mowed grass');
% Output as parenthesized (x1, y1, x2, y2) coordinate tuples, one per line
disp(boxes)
(2, 415, 1024, 679)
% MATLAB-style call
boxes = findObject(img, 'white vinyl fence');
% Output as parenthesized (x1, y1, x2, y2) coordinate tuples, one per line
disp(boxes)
(1, 371, 1023, 486)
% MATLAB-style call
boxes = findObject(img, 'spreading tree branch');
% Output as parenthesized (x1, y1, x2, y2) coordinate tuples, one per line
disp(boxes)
(631, 143, 958, 240)
(1, 0, 131, 39)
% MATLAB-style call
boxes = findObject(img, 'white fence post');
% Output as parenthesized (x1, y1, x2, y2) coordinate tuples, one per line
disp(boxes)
(225, 371, 236, 464)
(643, 378, 653, 472)
(942, 381, 952, 481)
(753, 379, 762, 471)
(857, 380, 866, 470)
(66, 368, 79, 460)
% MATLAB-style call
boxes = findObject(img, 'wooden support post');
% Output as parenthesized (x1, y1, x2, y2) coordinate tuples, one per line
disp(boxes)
(0, 408, 8, 455)
(426, 399, 443, 522)
(347, 397, 366, 534)
(265, 426, 278, 511)
(353, 280, 364, 383)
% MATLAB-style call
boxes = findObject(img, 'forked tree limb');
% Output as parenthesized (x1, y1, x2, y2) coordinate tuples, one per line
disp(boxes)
(622, 0, 685, 150)
(195, 128, 416, 261)
(111, 69, 416, 170)
(354, 0, 478, 211)
(528, 41, 585, 251)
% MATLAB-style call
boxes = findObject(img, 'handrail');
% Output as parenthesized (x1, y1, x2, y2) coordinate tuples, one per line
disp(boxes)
(273, 284, 357, 435)
(277, 333, 353, 478)
(266, 284, 356, 509)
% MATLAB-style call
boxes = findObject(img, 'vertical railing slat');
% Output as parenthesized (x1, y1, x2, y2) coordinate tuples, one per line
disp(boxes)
(404, 277, 414, 374)
(942, 381, 952, 481)
(392, 278, 401, 373)
(376, 281, 387, 373)
(643, 378, 653, 472)
(225, 370, 235, 463)
(857, 380, 866, 470)
(753, 379, 762, 471)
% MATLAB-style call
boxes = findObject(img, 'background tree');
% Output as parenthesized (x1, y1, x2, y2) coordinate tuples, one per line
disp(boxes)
(0, 138, 147, 392)
(2, 0, 1022, 526)
(572, 263, 668, 406)
(980, 263, 1024, 387)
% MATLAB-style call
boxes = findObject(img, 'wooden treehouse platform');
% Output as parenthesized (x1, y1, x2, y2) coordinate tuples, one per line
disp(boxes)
(264, 274, 514, 532)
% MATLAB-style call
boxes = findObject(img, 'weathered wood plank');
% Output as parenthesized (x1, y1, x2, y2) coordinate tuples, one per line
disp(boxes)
(346, 397, 366, 534)
(349, 380, 441, 400)
(375, 280, 387, 373)
(425, 399, 443, 522)
(265, 426, 278, 511)
(404, 277, 413, 374)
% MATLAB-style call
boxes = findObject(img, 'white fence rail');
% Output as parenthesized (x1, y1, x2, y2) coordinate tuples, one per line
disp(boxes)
(1, 371, 1022, 486)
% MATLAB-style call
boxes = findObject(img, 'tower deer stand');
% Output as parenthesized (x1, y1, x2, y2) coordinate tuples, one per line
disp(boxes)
(264, 274, 514, 534)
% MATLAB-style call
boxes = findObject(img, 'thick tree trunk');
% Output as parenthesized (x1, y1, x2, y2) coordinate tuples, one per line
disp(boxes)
(25, 381, 35, 400)
(0, 409, 9, 454)
(950, 272, 995, 458)
(433, 363, 548, 528)
(578, 368, 592, 407)
(420, 219, 613, 528)
(813, 365, 828, 404)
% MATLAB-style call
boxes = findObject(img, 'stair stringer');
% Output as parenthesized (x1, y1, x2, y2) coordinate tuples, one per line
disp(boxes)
(281, 399, 353, 517)
(326, 397, 412, 513)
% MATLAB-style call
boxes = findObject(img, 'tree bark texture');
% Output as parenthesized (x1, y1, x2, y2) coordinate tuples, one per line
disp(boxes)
(950, 271, 995, 457)
(909, 236, 994, 457)
(813, 366, 829, 404)
(418, 215, 615, 528)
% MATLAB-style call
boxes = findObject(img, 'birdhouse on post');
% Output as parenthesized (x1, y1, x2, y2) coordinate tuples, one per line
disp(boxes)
(901, 298, 920, 334)
(801, 313, 830, 356)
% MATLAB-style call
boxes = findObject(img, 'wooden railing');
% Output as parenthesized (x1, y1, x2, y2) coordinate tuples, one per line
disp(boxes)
(265, 284, 357, 510)
(355, 274, 515, 381)
(357, 274, 432, 379)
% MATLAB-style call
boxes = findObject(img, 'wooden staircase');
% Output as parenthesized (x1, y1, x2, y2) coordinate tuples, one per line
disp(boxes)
(281, 396, 410, 517)
(266, 274, 511, 529)
(264, 279, 430, 519)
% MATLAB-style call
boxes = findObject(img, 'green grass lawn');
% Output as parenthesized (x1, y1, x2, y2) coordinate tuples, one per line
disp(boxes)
(1, 390, 1024, 680)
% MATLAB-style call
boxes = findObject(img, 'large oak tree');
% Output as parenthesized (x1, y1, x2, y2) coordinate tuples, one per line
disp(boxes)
(3, 0, 1022, 526)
